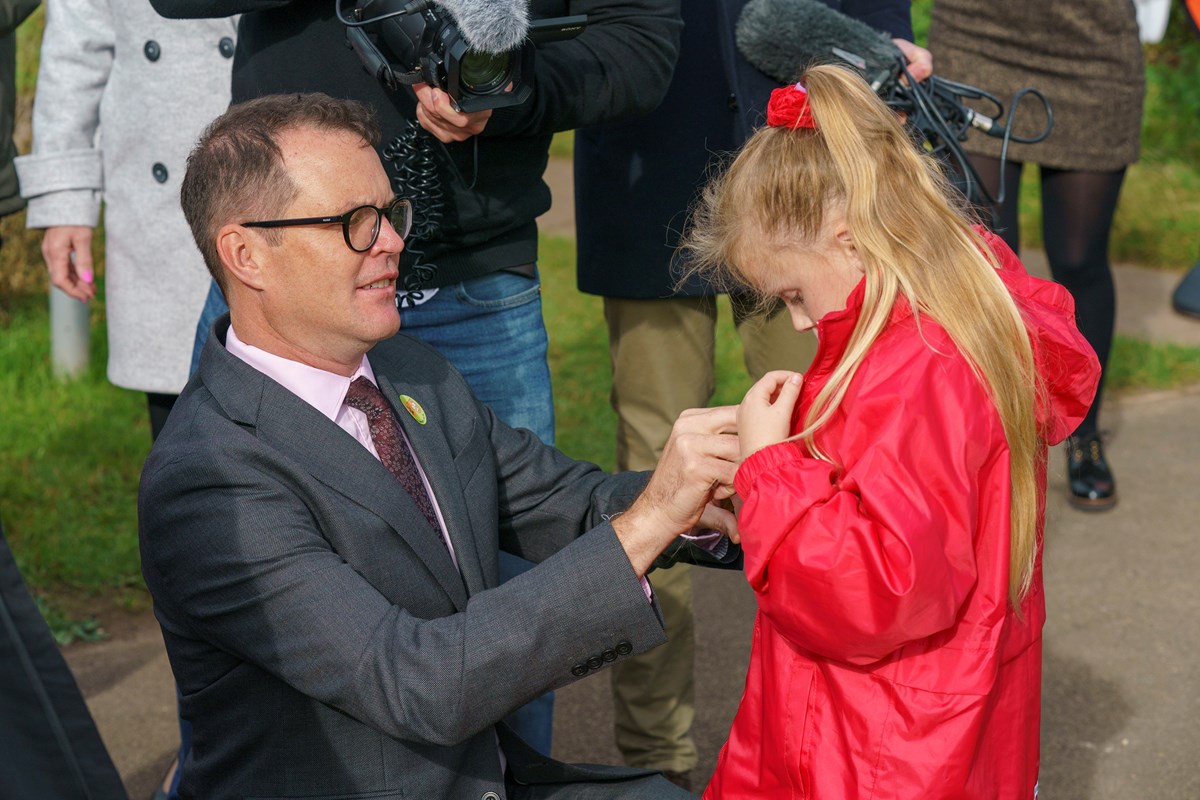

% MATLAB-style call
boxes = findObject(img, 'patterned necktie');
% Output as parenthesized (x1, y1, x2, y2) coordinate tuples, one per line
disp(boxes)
(344, 377, 440, 532)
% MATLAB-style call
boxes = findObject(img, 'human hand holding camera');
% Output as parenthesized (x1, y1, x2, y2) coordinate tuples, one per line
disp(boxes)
(412, 82, 493, 142)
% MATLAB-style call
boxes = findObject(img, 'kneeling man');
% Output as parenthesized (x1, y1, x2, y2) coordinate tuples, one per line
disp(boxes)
(139, 93, 740, 800)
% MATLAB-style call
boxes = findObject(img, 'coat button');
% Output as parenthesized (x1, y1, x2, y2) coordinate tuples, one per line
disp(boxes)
(219, 37, 235, 58)
(144, 40, 161, 61)
(481, 793, 501, 800)
(615, 640, 633, 656)
(587, 655, 603, 670)
(570, 662, 588, 677)
(727, 92, 739, 111)
(601, 648, 617, 662)
(152, 163, 169, 183)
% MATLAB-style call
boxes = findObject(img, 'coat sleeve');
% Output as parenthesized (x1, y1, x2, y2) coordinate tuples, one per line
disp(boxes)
(140, 440, 666, 748)
(14, 0, 113, 227)
(483, 0, 682, 138)
(733, 341, 996, 666)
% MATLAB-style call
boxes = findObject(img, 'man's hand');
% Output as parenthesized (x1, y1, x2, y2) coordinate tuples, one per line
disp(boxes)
(737, 370, 803, 460)
(696, 500, 739, 545)
(42, 226, 96, 302)
(893, 38, 933, 82)
(612, 405, 740, 576)
(412, 82, 492, 143)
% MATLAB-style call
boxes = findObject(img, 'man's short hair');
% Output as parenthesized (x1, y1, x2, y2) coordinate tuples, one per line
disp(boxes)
(181, 93, 382, 291)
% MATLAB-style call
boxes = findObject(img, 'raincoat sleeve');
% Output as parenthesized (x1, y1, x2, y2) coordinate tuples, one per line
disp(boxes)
(732, 344, 999, 667)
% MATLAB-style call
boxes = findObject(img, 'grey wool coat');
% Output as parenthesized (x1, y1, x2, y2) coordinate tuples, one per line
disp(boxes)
(15, 0, 235, 394)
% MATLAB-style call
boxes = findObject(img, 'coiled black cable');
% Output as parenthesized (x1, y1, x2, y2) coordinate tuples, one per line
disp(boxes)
(875, 58, 1053, 228)
(384, 120, 443, 308)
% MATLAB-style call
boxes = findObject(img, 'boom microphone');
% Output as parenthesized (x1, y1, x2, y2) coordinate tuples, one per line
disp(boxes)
(397, 0, 530, 54)
(734, 0, 1054, 219)
(736, 0, 904, 92)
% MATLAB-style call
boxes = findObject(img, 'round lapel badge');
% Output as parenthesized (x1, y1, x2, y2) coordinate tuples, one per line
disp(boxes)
(399, 394, 427, 425)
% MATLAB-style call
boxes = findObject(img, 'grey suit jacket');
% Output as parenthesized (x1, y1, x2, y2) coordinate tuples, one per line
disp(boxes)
(140, 317, 702, 799)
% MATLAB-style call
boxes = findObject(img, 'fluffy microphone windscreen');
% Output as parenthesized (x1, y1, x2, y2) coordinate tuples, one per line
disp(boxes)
(736, 0, 902, 84)
(434, 0, 530, 54)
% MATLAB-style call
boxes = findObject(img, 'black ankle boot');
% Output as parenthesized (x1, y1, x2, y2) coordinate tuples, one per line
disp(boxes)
(1066, 433, 1117, 511)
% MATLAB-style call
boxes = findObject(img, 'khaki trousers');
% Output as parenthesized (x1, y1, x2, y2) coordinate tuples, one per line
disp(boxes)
(603, 295, 817, 772)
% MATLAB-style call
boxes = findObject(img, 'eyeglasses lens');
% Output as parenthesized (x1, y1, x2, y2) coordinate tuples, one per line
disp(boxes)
(388, 201, 412, 240)
(347, 206, 381, 252)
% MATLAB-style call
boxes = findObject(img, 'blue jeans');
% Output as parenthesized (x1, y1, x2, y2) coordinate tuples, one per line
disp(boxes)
(188, 271, 556, 754)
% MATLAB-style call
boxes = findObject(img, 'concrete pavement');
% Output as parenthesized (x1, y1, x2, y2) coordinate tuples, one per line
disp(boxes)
(60, 157, 1200, 798)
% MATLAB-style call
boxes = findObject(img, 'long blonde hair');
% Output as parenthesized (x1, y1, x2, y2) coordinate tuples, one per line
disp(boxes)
(682, 65, 1043, 605)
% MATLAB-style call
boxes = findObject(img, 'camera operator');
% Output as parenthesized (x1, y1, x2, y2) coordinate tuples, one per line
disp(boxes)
(152, 0, 682, 757)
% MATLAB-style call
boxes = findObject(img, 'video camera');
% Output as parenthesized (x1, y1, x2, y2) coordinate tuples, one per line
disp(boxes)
(338, 0, 587, 113)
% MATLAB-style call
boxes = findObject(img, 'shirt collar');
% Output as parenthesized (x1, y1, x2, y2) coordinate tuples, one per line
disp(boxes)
(225, 325, 377, 422)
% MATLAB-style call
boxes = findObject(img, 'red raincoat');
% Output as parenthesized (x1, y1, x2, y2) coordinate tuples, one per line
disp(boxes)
(706, 230, 1100, 799)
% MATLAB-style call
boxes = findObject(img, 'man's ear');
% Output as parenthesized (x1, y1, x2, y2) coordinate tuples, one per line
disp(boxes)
(216, 223, 267, 290)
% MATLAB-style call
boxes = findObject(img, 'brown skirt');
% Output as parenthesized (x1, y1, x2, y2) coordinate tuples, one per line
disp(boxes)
(928, 0, 1145, 171)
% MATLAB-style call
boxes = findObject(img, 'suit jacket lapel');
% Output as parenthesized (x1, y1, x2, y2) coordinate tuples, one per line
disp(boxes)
(376, 374, 488, 598)
(202, 328, 469, 609)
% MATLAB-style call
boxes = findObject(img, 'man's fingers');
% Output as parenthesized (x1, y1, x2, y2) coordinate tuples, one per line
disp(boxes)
(696, 502, 739, 545)
(413, 83, 492, 142)
(675, 404, 738, 434)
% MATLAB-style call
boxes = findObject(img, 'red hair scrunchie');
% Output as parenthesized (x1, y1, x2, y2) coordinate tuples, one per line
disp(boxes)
(767, 82, 816, 130)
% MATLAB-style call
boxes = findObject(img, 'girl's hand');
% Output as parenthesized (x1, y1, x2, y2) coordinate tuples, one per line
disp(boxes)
(737, 370, 803, 460)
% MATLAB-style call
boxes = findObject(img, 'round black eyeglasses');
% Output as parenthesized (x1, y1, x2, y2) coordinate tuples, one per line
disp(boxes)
(241, 197, 413, 252)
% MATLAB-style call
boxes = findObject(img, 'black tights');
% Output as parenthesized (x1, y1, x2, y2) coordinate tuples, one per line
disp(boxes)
(968, 155, 1125, 438)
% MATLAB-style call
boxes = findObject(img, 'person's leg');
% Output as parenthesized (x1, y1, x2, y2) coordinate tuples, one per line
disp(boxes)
(398, 269, 554, 444)
(1040, 166, 1126, 510)
(395, 268, 555, 753)
(604, 296, 718, 785)
(190, 281, 228, 377)
(146, 393, 178, 442)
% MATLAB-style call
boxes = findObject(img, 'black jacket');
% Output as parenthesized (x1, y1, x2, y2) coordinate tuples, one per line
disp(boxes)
(151, 0, 681, 287)
(574, 0, 911, 299)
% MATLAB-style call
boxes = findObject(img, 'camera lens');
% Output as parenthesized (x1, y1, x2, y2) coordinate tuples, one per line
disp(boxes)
(458, 49, 511, 95)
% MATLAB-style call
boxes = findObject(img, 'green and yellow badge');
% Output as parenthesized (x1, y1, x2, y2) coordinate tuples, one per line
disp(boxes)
(399, 394, 427, 425)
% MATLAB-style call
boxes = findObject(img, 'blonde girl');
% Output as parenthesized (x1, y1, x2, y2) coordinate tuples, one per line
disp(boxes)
(684, 64, 1099, 799)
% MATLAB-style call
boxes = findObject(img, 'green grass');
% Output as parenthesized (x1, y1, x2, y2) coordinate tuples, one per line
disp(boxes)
(0, 288, 151, 598)
(539, 233, 752, 468)
(1107, 335, 1200, 392)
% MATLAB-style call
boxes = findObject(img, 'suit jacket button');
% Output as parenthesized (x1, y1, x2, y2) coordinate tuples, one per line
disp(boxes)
(727, 92, 739, 111)
(152, 163, 169, 183)
(144, 40, 161, 61)
(219, 36, 235, 58)
(601, 648, 617, 662)
(587, 655, 603, 670)
(615, 640, 633, 656)
(482, 793, 501, 800)
(571, 662, 588, 677)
